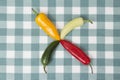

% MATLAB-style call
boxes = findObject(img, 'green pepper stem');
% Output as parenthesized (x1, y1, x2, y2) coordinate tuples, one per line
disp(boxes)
(43, 66, 47, 74)
(89, 63, 93, 74)
(32, 8, 38, 16)
(84, 19, 93, 24)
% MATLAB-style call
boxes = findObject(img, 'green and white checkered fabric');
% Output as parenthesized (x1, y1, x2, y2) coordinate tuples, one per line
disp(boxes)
(0, 0, 120, 80)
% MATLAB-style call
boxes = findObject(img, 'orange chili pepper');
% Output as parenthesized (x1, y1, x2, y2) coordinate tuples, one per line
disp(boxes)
(32, 8, 60, 40)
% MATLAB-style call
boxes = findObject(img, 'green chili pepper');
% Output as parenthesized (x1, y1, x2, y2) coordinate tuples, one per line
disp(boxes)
(60, 17, 93, 39)
(41, 40, 59, 73)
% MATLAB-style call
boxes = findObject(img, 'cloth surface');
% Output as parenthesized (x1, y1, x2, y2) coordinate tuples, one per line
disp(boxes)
(0, 0, 120, 80)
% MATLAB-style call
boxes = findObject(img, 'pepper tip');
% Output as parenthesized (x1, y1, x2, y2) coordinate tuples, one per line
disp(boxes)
(89, 63, 93, 74)
(43, 66, 47, 74)
(32, 8, 38, 16)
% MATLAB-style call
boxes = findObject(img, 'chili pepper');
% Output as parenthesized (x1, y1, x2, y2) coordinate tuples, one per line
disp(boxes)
(60, 17, 93, 39)
(32, 8, 60, 40)
(60, 40, 93, 74)
(41, 41, 59, 73)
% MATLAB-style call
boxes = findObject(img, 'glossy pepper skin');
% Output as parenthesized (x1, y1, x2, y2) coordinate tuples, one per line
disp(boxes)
(60, 17, 92, 39)
(32, 9, 60, 40)
(41, 41, 59, 73)
(60, 40, 90, 65)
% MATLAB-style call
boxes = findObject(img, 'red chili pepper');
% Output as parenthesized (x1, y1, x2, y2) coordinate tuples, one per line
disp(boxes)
(60, 40, 93, 73)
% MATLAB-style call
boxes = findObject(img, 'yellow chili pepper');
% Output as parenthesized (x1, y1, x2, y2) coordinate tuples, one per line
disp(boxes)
(32, 8, 60, 40)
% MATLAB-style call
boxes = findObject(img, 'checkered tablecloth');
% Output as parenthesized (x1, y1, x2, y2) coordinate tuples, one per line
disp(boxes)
(0, 0, 120, 80)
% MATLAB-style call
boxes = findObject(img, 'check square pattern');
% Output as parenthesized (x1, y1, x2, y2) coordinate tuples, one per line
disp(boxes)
(0, 0, 120, 80)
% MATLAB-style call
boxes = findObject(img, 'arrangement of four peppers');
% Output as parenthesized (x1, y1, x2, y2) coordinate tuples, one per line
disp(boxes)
(32, 8, 93, 74)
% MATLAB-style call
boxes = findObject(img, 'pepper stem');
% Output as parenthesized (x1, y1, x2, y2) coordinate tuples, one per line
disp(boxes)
(32, 8, 39, 16)
(43, 66, 47, 74)
(89, 63, 93, 74)
(84, 19, 93, 24)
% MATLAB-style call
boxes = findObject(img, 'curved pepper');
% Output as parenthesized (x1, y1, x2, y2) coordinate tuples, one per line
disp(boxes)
(32, 8, 60, 40)
(41, 41, 59, 73)
(60, 17, 92, 39)
(60, 40, 90, 65)
(60, 40, 93, 73)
